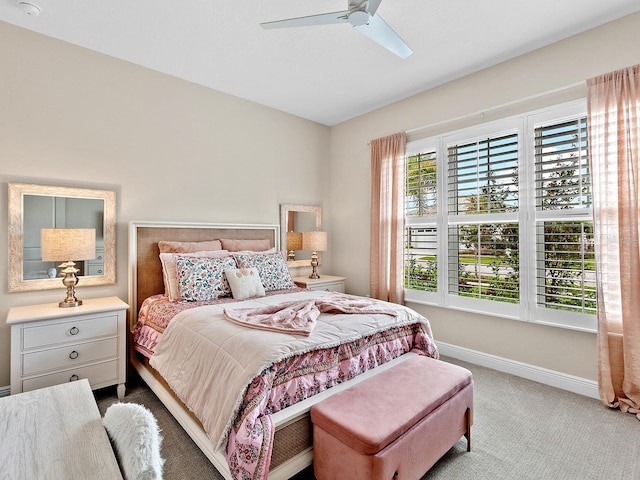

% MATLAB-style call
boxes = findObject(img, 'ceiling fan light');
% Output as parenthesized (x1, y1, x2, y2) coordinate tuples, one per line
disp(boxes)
(348, 10, 370, 27)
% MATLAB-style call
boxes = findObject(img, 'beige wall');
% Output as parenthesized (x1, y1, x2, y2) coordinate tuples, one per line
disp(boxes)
(329, 12, 640, 381)
(0, 22, 331, 386)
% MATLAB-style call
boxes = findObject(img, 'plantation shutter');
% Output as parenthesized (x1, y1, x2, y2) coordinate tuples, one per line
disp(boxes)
(535, 117, 591, 211)
(534, 116, 596, 314)
(448, 132, 519, 215)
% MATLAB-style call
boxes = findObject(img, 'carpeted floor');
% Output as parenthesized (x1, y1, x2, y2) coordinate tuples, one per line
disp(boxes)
(94, 357, 639, 480)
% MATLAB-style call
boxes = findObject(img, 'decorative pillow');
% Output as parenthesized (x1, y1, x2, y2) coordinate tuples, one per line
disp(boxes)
(160, 251, 230, 301)
(158, 240, 223, 253)
(103, 402, 164, 480)
(175, 256, 236, 301)
(224, 268, 266, 300)
(220, 238, 271, 252)
(233, 251, 296, 292)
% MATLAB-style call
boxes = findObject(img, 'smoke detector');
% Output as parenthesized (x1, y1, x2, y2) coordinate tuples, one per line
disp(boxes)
(17, 2, 41, 16)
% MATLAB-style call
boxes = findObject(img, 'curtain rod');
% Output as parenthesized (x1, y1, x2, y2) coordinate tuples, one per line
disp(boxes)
(366, 81, 585, 145)
(404, 81, 585, 136)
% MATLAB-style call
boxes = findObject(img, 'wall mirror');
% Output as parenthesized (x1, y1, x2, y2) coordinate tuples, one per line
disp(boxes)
(8, 183, 116, 292)
(280, 204, 322, 268)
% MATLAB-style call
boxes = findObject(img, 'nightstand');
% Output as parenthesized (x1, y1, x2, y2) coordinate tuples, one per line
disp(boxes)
(7, 296, 128, 399)
(293, 275, 346, 293)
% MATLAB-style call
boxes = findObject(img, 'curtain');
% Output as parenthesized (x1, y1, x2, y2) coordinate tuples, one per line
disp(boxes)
(587, 64, 640, 419)
(370, 132, 406, 304)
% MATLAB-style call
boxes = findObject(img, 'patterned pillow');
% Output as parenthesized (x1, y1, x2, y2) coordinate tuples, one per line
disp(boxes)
(232, 252, 296, 292)
(175, 256, 236, 301)
(224, 268, 266, 300)
(160, 251, 230, 301)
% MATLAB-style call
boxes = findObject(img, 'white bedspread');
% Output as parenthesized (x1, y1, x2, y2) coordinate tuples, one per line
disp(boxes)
(149, 290, 435, 451)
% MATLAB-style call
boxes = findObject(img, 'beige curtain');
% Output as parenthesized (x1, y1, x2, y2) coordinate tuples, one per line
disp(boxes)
(587, 64, 640, 419)
(370, 132, 406, 304)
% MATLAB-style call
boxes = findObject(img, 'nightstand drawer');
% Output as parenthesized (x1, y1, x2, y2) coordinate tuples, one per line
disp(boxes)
(308, 281, 345, 293)
(22, 315, 118, 349)
(293, 275, 346, 293)
(88, 248, 104, 264)
(23, 338, 118, 375)
(22, 360, 118, 393)
(87, 265, 104, 275)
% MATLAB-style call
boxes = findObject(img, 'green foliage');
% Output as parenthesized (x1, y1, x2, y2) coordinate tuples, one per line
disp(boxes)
(404, 253, 437, 292)
(406, 153, 436, 217)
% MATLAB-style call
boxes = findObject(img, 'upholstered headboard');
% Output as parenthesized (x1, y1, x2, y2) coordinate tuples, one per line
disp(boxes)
(128, 221, 279, 326)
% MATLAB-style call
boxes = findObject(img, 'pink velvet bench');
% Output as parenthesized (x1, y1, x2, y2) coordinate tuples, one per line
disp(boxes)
(310, 355, 473, 480)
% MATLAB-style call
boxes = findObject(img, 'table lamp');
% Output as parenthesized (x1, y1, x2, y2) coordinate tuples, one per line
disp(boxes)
(286, 231, 303, 261)
(41, 228, 96, 307)
(302, 231, 327, 279)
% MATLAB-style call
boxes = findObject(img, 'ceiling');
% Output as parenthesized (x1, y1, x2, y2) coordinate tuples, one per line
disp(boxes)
(1, 0, 639, 126)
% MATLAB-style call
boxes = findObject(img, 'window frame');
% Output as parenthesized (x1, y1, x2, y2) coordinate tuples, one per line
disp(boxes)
(404, 100, 597, 333)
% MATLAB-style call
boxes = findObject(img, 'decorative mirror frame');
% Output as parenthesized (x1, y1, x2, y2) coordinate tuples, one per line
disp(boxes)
(8, 183, 116, 292)
(280, 204, 322, 268)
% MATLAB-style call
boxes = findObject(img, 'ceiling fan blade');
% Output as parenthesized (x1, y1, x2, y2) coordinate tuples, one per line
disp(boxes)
(354, 14, 413, 59)
(261, 11, 349, 29)
(366, 0, 383, 16)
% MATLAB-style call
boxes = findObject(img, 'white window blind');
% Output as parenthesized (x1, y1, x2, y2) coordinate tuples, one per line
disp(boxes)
(535, 117, 591, 211)
(446, 131, 520, 304)
(404, 100, 597, 332)
(447, 132, 519, 215)
(406, 151, 437, 217)
(534, 116, 596, 314)
(405, 151, 438, 293)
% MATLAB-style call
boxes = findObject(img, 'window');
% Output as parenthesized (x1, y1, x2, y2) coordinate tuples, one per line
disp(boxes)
(405, 149, 438, 295)
(404, 101, 596, 331)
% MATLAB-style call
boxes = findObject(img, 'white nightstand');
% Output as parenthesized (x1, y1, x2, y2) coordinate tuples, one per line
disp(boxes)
(293, 275, 346, 293)
(7, 296, 128, 399)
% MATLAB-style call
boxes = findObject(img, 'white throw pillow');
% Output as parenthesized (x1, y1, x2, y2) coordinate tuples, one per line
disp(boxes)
(225, 267, 266, 300)
(103, 403, 164, 480)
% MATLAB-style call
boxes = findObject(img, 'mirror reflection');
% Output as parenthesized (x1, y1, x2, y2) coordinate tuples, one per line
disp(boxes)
(23, 195, 104, 279)
(8, 183, 116, 292)
(280, 204, 322, 268)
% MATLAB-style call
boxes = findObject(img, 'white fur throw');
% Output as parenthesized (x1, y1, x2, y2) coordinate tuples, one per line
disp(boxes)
(103, 403, 164, 480)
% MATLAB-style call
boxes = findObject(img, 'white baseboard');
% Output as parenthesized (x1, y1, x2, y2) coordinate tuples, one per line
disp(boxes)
(437, 341, 599, 400)
(0, 386, 10, 398)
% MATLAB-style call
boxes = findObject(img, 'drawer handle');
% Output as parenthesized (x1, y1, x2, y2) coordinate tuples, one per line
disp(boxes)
(69, 350, 79, 360)
(69, 326, 79, 336)
(69, 374, 79, 382)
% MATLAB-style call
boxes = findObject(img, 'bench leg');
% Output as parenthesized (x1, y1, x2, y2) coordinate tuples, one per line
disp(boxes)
(464, 407, 471, 452)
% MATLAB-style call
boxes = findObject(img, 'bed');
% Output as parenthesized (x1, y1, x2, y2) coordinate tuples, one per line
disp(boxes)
(128, 221, 439, 480)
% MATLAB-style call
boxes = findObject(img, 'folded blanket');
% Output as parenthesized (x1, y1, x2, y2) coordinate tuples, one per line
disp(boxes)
(223, 293, 399, 335)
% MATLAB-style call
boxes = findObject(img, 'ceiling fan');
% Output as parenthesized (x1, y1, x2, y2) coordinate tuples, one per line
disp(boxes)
(260, 0, 413, 59)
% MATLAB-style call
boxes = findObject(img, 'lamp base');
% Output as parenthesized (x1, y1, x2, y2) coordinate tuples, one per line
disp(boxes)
(59, 298, 83, 308)
(308, 251, 320, 279)
(58, 262, 82, 308)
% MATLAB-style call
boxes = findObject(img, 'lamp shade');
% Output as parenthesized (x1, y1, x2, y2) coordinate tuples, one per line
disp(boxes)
(41, 228, 96, 262)
(302, 231, 327, 252)
(286, 231, 303, 250)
